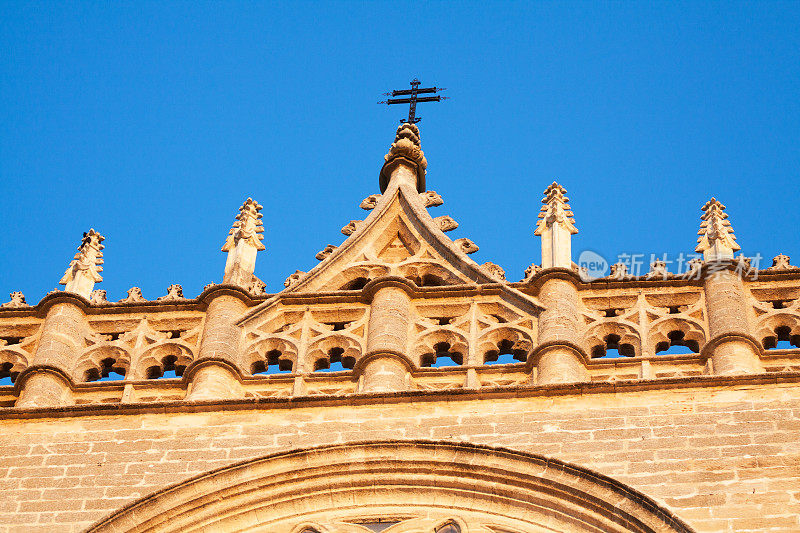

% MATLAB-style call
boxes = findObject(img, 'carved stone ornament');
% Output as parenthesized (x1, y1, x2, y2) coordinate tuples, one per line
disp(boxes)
(284, 270, 306, 288)
(59, 228, 105, 298)
(248, 277, 267, 296)
(119, 287, 146, 303)
(696, 197, 740, 260)
(608, 263, 629, 280)
(683, 257, 704, 279)
(481, 262, 506, 281)
(90, 290, 108, 304)
(384, 123, 427, 172)
(0, 292, 29, 308)
(454, 238, 479, 254)
(523, 263, 541, 281)
(647, 260, 670, 280)
(534, 182, 577, 237)
(157, 284, 185, 301)
(360, 194, 381, 210)
(341, 220, 361, 236)
(420, 190, 444, 207)
(434, 215, 458, 232)
(221, 198, 265, 253)
(315, 245, 338, 261)
(203, 283, 216, 292)
(770, 254, 793, 270)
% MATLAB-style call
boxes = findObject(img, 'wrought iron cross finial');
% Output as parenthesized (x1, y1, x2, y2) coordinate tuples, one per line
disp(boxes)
(378, 78, 448, 124)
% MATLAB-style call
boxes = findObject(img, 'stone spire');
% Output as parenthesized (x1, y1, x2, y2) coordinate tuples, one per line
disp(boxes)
(59, 229, 105, 298)
(695, 198, 740, 261)
(534, 182, 578, 269)
(379, 123, 427, 193)
(222, 198, 265, 286)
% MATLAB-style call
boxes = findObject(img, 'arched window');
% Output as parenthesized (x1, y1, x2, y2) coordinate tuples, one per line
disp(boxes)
(421, 342, 463, 367)
(251, 349, 293, 374)
(314, 347, 355, 372)
(85, 357, 127, 382)
(147, 354, 186, 379)
(591, 334, 635, 358)
(655, 330, 699, 355)
(484, 338, 528, 364)
(763, 326, 800, 350)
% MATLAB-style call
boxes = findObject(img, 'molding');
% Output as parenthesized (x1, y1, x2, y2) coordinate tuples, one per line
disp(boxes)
(528, 340, 590, 368)
(700, 332, 765, 360)
(12, 364, 75, 395)
(182, 357, 245, 382)
(353, 350, 416, 375)
(2, 371, 798, 421)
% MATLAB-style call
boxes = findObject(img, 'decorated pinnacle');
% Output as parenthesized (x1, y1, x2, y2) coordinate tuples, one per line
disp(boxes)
(695, 198, 740, 261)
(534, 182, 578, 236)
(222, 198, 265, 286)
(222, 198, 265, 253)
(379, 123, 428, 193)
(59, 229, 105, 298)
(534, 182, 578, 270)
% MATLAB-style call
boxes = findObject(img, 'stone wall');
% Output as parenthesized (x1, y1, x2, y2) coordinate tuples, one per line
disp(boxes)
(0, 379, 798, 532)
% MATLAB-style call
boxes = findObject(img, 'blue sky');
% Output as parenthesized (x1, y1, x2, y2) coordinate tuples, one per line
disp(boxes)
(1, 1, 798, 302)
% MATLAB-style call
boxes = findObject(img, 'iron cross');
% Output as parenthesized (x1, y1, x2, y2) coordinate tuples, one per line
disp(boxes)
(379, 78, 448, 124)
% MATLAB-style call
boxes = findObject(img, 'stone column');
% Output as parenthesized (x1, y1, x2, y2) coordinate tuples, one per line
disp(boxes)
(16, 301, 84, 407)
(703, 267, 761, 374)
(534, 277, 587, 384)
(360, 283, 413, 393)
(694, 198, 761, 375)
(185, 294, 246, 400)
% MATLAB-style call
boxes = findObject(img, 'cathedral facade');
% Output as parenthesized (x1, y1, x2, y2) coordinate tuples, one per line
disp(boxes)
(0, 123, 799, 532)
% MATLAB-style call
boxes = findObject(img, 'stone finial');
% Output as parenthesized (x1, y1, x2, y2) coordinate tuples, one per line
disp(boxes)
(284, 270, 306, 288)
(523, 263, 541, 281)
(119, 287, 146, 303)
(379, 123, 427, 193)
(89, 290, 108, 304)
(315, 245, 337, 261)
(360, 194, 381, 210)
(434, 215, 458, 232)
(534, 182, 578, 269)
(157, 284, 185, 301)
(695, 198, 741, 261)
(341, 220, 361, 236)
(481, 262, 506, 281)
(454, 238, 479, 254)
(683, 257, 704, 279)
(222, 198, 266, 287)
(1, 292, 29, 308)
(608, 263, 629, 280)
(247, 277, 267, 296)
(59, 229, 105, 298)
(647, 260, 669, 280)
(770, 254, 793, 270)
(420, 190, 443, 207)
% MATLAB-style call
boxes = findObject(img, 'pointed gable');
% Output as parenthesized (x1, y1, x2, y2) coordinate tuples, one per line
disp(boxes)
(279, 123, 499, 294)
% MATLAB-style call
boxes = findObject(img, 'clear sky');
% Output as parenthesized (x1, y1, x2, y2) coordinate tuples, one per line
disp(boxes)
(1, 1, 799, 303)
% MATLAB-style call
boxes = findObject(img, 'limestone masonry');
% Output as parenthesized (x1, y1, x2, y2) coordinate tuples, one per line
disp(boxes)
(0, 123, 799, 532)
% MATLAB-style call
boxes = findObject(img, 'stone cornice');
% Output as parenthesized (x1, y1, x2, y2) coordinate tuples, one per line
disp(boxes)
(2, 371, 799, 421)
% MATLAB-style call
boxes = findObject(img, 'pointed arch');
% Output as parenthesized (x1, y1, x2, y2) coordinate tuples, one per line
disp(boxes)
(88, 440, 694, 533)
